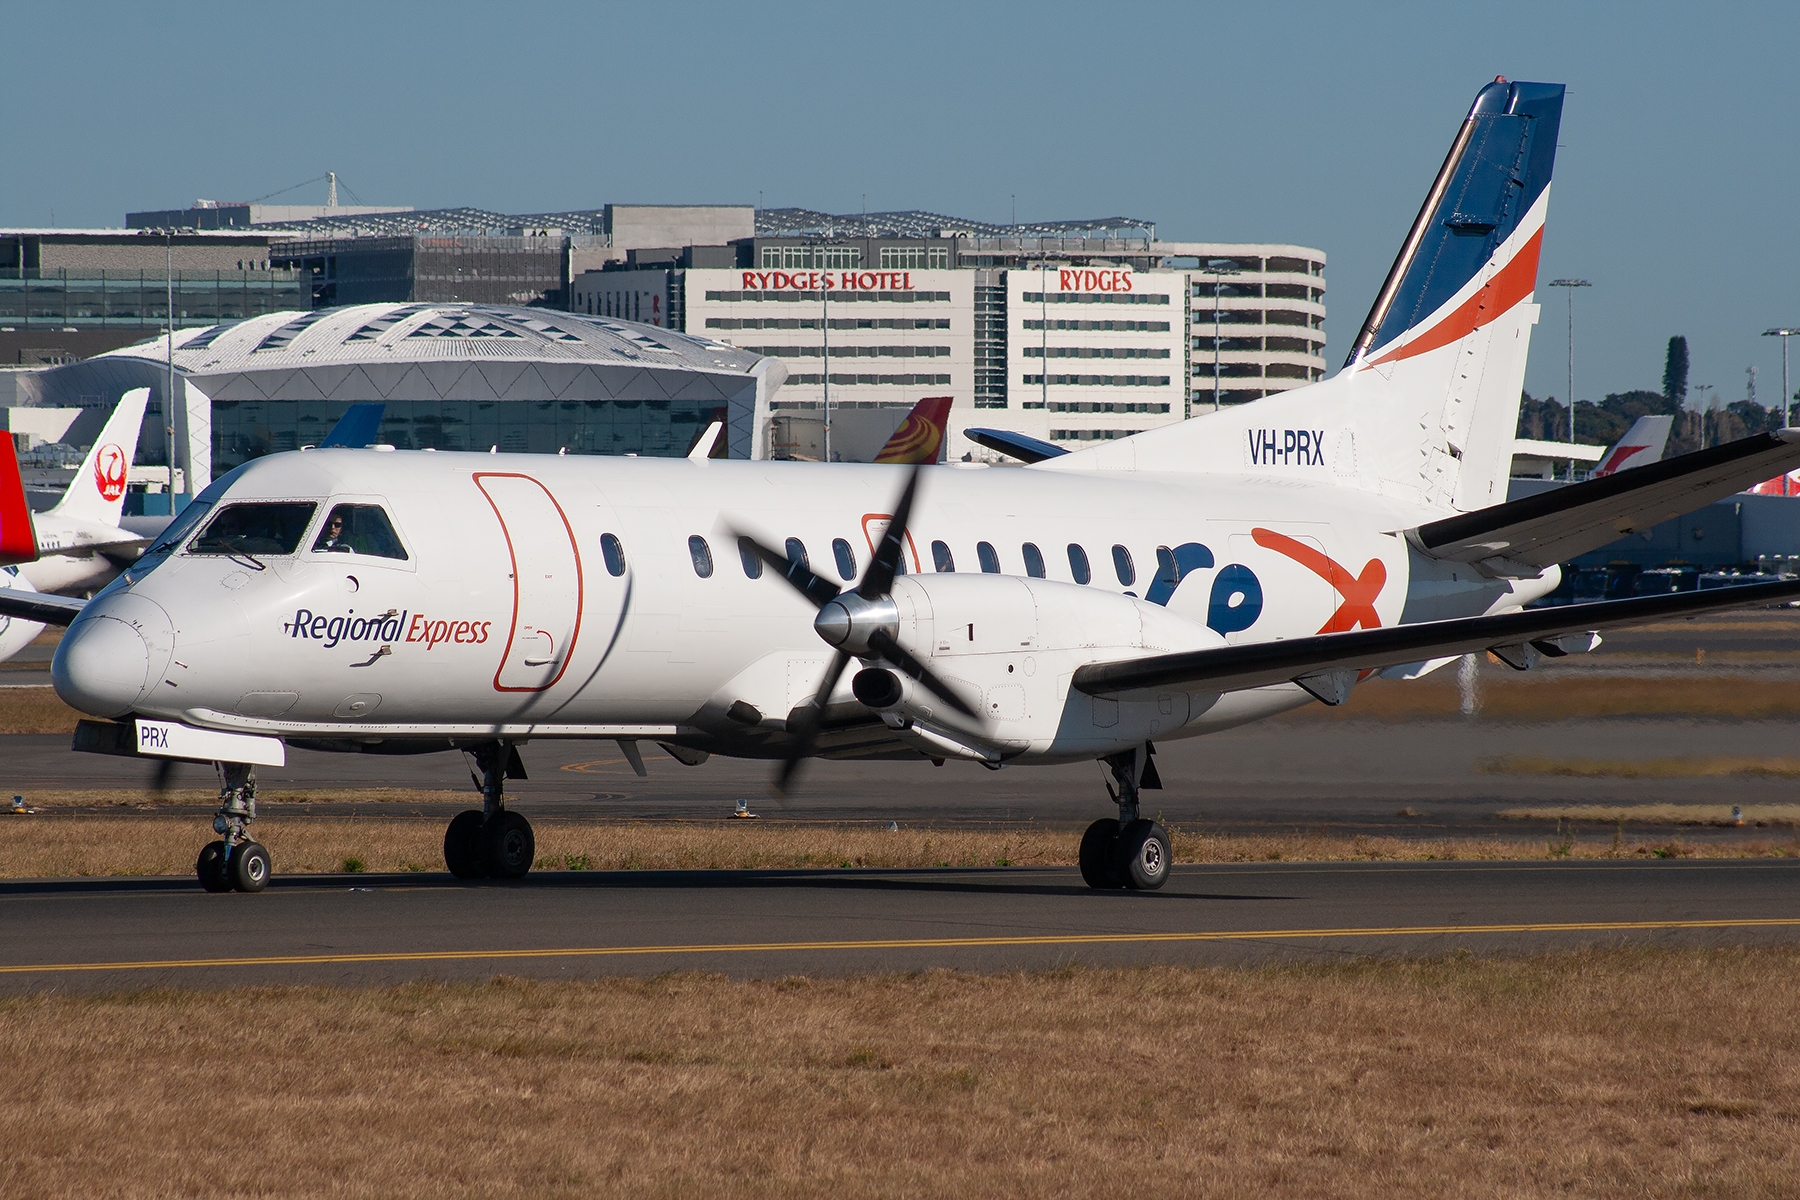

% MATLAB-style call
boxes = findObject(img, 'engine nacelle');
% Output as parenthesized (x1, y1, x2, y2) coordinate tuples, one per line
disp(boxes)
(874, 574, 1224, 762)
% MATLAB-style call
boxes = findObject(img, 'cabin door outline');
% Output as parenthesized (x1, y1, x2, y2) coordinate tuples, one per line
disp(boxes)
(474, 472, 585, 692)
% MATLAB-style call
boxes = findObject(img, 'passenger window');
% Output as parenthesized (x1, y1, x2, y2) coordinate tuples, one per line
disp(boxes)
(833, 538, 856, 580)
(191, 502, 318, 556)
(932, 540, 955, 572)
(1068, 543, 1091, 585)
(1022, 543, 1046, 579)
(311, 503, 408, 560)
(738, 537, 763, 579)
(785, 537, 809, 571)
(601, 532, 626, 577)
(1113, 544, 1135, 586)
(689, 535, 714, 578)
(977, 541, 1000, 573)
(1156, 545, 1179, 585)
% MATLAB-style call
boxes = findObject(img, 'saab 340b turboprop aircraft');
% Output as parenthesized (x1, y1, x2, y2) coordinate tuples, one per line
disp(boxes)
(7, 78, 1800, 895)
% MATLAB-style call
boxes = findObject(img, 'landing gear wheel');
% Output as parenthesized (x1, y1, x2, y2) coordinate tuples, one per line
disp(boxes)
(197, 841, 231, 893)
(1116, 820, 1171, 891)
(484, 811, 535, 880)
(1079, 818, 1123, 890)
(230, 841, 271, 893)
(444, 810, 488, 880)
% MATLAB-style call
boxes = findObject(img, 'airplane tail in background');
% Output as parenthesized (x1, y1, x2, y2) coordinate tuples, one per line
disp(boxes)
(875, 396, 953, 464)
(0, 431, 39, 566)
(1044, 79, 1566, 516)
(1593, 415, 1674, 477)
(50, 389, 149, 526)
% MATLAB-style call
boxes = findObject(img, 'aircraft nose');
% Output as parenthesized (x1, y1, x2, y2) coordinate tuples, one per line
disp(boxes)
(53, 595, 176, 719)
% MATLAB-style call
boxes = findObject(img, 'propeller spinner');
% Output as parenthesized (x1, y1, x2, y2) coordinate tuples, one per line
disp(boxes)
(731, 464, 978, 792)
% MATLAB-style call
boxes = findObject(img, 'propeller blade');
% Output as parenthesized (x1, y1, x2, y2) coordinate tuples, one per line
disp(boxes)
(150, 757, 176, 795)
(774, 647, 853, 794)
(867, 628, 980, 720)
(731, 530, 841, 609)
(858, 464, 923, 600)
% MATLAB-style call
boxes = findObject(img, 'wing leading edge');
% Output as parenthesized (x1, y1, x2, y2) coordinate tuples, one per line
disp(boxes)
(1072, 579, 1800, 699)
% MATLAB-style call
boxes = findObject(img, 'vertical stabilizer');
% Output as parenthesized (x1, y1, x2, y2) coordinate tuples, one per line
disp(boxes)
(875, 396, 953, 464)
(0, 432, 39, 565)
(1041, 79, 1565, 517)
(50, 389, 150, 526)
(1593, 415, 1673, 477)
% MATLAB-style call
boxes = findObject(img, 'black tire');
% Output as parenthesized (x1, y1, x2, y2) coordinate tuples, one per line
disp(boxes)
(484, 811, 535, 880)
(230, 842, 271, 893)
(1116, 820, 1172, 891)
(1079, 818, 1122, 889)
(197, 841, 232, 893)
(444, 810, 487, 879)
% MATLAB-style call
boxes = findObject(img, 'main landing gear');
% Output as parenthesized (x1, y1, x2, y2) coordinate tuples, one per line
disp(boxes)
(196, 762, 272, 893)
(443, 741, 536, 881)
(1078, 743, 1172, 892)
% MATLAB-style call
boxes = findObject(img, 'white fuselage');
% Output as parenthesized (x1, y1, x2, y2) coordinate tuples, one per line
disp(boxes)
(21, 512, 143, 595)
(52, 449, 1553, 767)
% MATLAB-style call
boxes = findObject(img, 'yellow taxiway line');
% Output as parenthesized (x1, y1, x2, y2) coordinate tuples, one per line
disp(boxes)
(6, 917, 1800, 974)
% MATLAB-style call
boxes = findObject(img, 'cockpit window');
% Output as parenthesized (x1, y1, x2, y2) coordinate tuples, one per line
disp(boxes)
(189, 502, 318, 556)
(311, 504, 409, 560)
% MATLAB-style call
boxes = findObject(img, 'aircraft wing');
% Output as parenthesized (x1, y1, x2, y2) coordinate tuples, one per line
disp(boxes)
(0, 586, 86, 627)
(1072, 579, 1800, 699)
(1410, 429, 1800, 574)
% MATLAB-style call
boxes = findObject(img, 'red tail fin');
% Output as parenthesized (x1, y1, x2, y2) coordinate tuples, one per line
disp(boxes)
(874, 396, 953, 464)
(0, 433, 40, 566)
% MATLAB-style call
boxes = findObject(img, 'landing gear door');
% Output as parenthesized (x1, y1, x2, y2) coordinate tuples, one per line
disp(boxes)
(475, 473, 583, 692)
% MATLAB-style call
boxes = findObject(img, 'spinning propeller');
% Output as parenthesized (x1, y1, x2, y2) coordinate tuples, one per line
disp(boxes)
(731, 465, 978, 792)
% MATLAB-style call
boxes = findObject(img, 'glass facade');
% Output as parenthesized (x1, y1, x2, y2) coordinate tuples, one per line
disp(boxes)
(0, 269, 307, 328)
(210, 398, 730, 474)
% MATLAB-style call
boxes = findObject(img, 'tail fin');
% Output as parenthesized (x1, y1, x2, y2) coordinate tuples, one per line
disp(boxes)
(49, 389, 149, 525)
(318, 402, 386, 448)
(874, 397, 953, 464)
(1593, 415, 1673, 477)
(1041, 79, 1565, 516)
(0, 433, 39, 566)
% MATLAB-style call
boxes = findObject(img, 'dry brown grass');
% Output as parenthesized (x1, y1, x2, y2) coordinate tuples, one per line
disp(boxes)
(2, 817, 1794, 879)
(0, 686, 80, 735)
(1292, 673, 1800, 722)
(12, 787, 477, 809)
(1499, 803, 1800, 828)
(1480, 754, 1800, 780)
(4, 949, 1799, 1198)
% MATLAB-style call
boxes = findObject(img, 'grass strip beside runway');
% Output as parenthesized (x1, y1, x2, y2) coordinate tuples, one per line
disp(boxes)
(3, 948, 1796, 1198)
(2, 816, 1797, 879)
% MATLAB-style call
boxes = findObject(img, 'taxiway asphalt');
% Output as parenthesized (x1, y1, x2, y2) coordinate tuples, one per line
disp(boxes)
(3, 858, 1797, 992)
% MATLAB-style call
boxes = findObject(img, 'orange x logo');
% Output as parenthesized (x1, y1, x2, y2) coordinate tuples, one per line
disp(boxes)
(1251, 527, 1386, 634)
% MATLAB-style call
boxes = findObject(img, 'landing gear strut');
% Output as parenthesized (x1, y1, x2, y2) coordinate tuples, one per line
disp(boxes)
(1078, 743, 1171, 892)
(195, 762, 272, 893)
(444, 741, 535, 880)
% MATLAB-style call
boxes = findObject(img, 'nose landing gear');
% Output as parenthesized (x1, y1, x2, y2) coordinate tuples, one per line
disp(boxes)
(444, 741, 536, 881)
(1078, 743, 1172, 892)
(195, 762, 271, 893)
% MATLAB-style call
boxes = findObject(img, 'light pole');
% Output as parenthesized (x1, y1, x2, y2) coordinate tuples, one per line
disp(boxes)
(1765, 328, 1798, 429)
(821, 252, 830, 464)
(1205, 259, 1240, 414)
(1549, 279, 1589, 480)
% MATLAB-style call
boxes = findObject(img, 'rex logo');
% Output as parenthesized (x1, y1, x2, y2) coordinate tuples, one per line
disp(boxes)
(1250, 528, 1386, 633)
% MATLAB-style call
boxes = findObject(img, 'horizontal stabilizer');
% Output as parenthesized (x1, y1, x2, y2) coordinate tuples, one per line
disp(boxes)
(962, 427, 1066, 464)
(1073, 578, 1800, 698)
(1411, 429, 1800, 573)
(0, 586, 86, 626)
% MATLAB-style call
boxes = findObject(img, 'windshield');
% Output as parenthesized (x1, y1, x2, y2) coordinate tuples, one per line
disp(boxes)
(123, 465, 254, 584)
(311, 504, 409, 560)
(189, 502, 318, 556)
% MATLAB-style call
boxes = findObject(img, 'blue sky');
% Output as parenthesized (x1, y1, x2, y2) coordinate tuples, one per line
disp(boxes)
(5, 1, 1795, 408)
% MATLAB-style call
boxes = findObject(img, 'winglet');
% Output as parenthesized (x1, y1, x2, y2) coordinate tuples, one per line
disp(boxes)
(687, 421, 724, 461)
(0, 432, 39, 566)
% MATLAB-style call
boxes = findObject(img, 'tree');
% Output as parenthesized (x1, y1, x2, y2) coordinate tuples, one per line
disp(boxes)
(1662, 336, 1689, 406)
